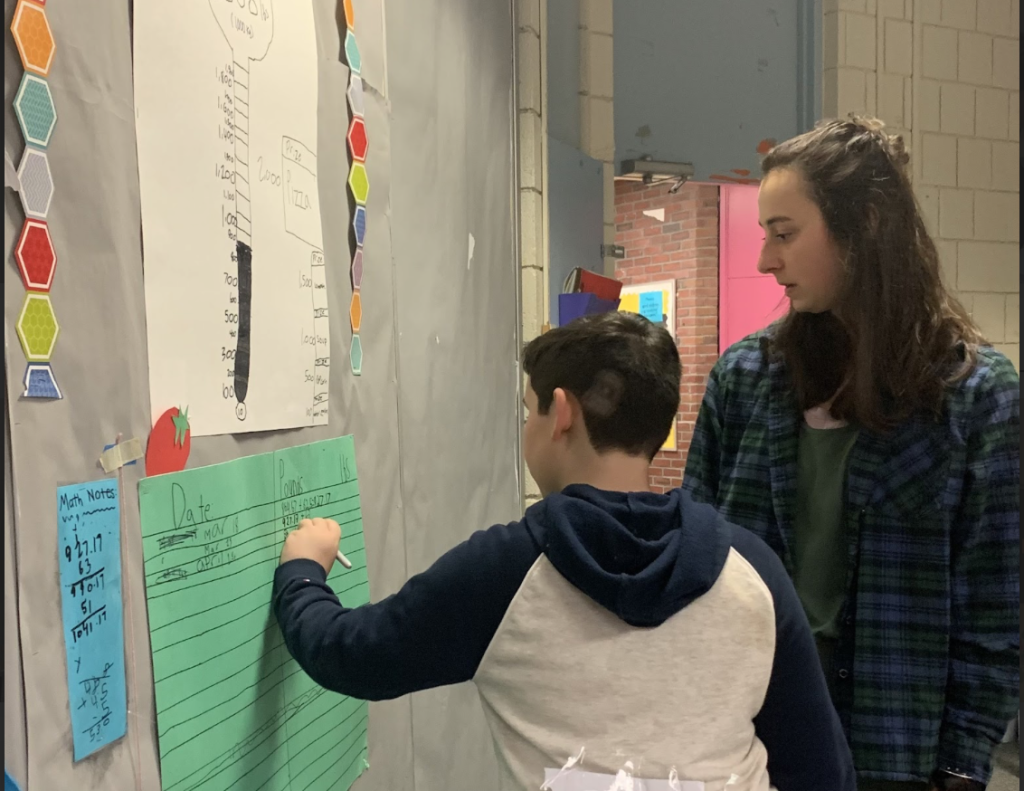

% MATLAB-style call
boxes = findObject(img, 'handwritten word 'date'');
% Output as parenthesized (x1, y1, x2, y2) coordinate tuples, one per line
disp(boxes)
(171, 482, 211, 529)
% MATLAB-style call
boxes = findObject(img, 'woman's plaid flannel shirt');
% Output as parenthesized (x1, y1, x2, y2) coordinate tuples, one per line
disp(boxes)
(683, 332, 1020, 785)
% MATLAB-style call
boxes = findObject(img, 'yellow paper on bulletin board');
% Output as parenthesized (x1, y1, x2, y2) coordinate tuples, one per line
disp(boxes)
(661, 419, 677, 452)
(618, 280, 678, 452)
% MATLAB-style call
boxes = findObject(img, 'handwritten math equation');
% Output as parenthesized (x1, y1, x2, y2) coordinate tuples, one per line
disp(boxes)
(57, 481, 127, 761)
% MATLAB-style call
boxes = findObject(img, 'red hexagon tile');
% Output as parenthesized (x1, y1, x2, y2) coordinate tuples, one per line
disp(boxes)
(347, 117, 368, 162)
(15, 218, 56, 291)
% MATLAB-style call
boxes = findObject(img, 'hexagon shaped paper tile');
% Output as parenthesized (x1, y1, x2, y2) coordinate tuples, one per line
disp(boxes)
(343, 0, 355, 29)
(11, 0, 55, 77)
(349, 290, 362, 332)
(23, 362, 61, 399)
(348, 162, 369, 205)
(344, 30, 361, 75)
(350, 333, 363, 376)
(346, 74, 365, 117)
(352, 205, 367, 247)
(15, 219, 56, 291)
(14, 73, 56, 148)
(16, 291, 59, 362)
(351, 248, 364, 289)
(17, 146, 53, 219)
(347, 117, 368, 162)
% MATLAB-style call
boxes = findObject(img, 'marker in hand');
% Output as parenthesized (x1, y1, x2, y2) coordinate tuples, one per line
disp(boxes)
(335, 550, 352, 569)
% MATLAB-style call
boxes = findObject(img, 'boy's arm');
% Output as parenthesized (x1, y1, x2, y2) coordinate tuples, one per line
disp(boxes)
(731, 527, 857, 791)
(272, 521, 540, 701)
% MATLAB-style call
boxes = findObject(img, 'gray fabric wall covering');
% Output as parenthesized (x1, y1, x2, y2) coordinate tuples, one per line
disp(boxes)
(2, 1, 520, 788)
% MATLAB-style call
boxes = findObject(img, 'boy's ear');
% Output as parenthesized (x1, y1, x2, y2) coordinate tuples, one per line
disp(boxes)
(550, 387, 576, 438)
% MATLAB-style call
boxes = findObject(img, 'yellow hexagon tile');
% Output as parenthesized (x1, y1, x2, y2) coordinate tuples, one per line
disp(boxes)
(16, 291, 59, 362)
(348, 162, 369, 205)
(11, 0, 55, 77)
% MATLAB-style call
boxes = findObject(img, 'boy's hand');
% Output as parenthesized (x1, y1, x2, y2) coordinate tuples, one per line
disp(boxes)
(281, 517, 341, 575)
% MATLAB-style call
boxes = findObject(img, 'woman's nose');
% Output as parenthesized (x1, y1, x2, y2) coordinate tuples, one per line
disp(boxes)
(756, 245, 779, 275)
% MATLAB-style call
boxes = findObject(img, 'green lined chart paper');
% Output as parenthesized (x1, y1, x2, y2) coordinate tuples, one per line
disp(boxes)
(138, 437, 370, 791)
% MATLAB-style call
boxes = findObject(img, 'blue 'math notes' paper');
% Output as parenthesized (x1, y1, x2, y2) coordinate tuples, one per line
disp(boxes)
(57, 480, 128, 760)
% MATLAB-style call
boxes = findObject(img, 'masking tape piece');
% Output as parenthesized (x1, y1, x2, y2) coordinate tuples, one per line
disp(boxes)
(99, 437, 144, 473)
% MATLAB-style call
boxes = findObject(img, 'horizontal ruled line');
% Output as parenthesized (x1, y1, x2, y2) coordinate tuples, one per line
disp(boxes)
(153, 573, 369, 681)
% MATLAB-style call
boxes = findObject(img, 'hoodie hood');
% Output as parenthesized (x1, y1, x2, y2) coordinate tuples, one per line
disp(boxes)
(523, 485, 733, 627)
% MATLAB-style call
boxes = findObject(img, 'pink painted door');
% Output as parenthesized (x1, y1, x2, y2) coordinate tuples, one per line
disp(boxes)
(718, 184, 788, 354)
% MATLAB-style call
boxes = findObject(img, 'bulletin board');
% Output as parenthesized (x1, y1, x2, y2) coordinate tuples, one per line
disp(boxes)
(2, 2, 521, 790)
(618, 279, 677, 341)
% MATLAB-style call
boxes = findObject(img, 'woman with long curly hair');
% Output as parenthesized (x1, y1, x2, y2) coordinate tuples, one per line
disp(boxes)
(684, 117, 1019, 791)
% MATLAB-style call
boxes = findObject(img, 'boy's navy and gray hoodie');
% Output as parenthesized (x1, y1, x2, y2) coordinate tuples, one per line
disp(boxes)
(274, 485, 856, 791)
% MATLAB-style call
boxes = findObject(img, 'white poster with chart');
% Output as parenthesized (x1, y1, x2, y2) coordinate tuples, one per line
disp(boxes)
(134, 1, 330, 437)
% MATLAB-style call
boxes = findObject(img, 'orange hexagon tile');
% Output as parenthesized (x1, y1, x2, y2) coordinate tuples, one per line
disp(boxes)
(16, 291, 59, 362)
(11, 0, 55, 77)
(343, 0, 355, 29)
(349, 290, 362, 332)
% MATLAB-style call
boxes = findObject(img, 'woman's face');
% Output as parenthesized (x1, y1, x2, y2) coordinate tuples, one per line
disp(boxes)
(756, 167, 844, 314)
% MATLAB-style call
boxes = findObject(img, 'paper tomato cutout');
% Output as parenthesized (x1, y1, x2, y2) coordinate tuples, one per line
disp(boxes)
(146, 406, 191, 476)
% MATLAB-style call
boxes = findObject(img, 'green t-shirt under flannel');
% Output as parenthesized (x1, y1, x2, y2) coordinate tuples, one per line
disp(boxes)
(793, 421, 859, 640)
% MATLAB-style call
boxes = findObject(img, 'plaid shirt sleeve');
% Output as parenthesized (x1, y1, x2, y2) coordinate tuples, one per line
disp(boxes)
(938, 352, 1021, 781)
(681, 358, 725, 504)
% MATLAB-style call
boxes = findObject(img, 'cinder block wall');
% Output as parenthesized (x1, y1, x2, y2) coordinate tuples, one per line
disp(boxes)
(519, 0, 546, 508)
(578, 0, 618, 277)
(824, 0, 1020, 368)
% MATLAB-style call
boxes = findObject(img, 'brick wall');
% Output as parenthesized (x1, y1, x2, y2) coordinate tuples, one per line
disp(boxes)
(824, 0, 1019, 369)
(614, 181, 720, 493)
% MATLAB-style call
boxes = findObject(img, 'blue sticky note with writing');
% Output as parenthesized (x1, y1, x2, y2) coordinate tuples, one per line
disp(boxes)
(57, 481, 128, 761)
(638, 291, 663, 323)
